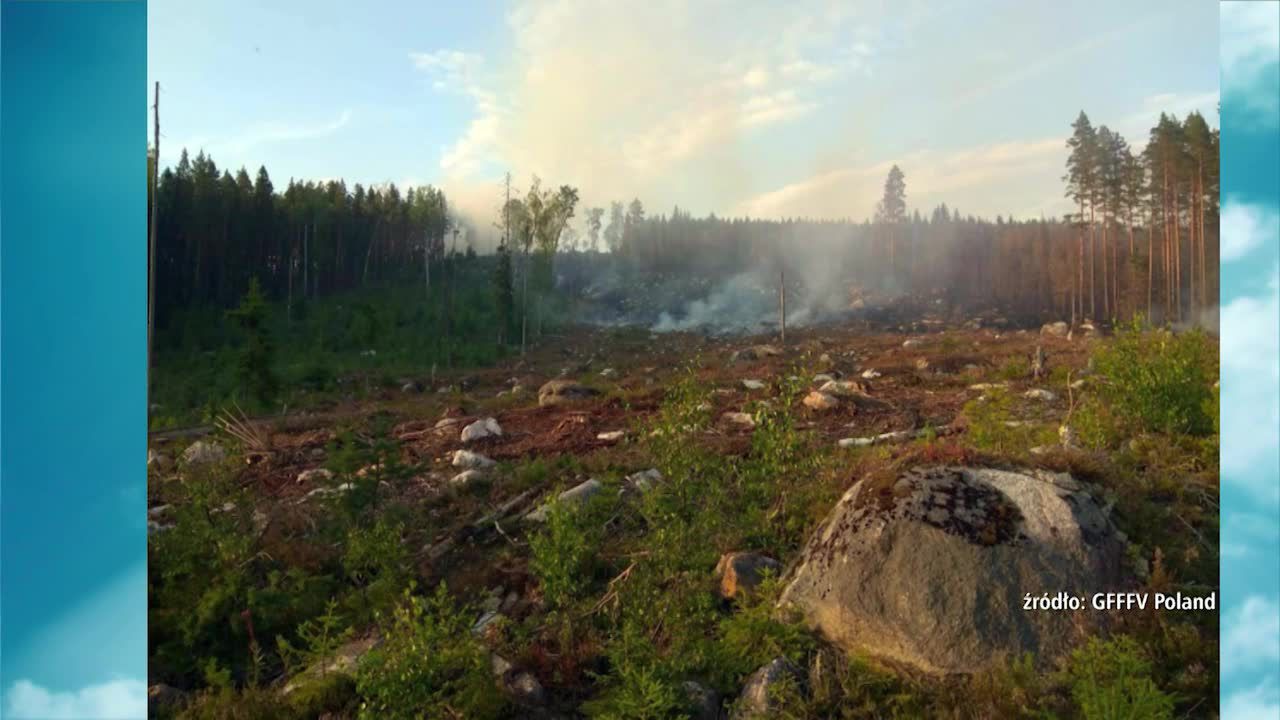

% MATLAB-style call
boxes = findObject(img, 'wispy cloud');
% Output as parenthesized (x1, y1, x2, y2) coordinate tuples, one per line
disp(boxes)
(1223, 677, 1280, 720)
(734, 135, 1066, 220)
(4, 678, 145, 720)
(1222, 0, 1280, 126)
(414, 0, 877, 227)
(1225, 595, 1280, 674)
(174, 108, 354, 163)
(1222, 200, 1280, 262)
(1220, 264, 1280, 503)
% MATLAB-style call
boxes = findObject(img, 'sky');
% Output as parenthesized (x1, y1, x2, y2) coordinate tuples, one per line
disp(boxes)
(1218, 3, 1280, 719)
(147, 0, 1220, 246)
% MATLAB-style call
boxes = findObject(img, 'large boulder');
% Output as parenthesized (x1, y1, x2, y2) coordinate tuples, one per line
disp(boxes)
(538, 379, 601, 407)
(779, 466, 1127, 675)
(460, 417, 502, 443)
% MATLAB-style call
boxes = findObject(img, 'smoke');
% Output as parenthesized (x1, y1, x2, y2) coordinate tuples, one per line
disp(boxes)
(421, 0, 890, 240)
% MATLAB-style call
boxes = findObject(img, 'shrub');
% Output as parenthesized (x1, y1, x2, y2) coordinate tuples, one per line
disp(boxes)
(529, 490, 611, 609)
(1091, 324, 1215, 436)
(356, 584, 505, 719)
(1066, 636, 1175, 720)
(226, 277, 279, 408)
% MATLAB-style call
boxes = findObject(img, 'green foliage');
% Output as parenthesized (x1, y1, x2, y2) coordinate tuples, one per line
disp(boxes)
(226, 277, 279, 407)
(1066, 636, 1175, 720)
(582, 661, 687, 720)
(342, 519, 410, 622)
(529, 491, 611, 609)
(356, 584, 506, 720)
(1091, 323, 1216, 436)
(962, 389, 1055, 455)
(276, 599, 353, 678)
(714, 577, 814, 680)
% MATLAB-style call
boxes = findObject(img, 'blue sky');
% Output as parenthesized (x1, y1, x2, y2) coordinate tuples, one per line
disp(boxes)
(148, 0, 1219, 241)
(1219, 3, 1280, 718)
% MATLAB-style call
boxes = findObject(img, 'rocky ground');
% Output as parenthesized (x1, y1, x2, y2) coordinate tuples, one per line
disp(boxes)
(147, 314, 1218, 719)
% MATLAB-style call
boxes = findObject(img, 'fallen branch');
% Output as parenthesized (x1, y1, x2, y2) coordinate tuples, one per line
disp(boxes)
(421, 487, 540, 563)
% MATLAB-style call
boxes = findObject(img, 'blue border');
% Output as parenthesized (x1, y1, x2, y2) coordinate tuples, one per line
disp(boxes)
(1219, 2, 1280, 719)
(1, 0, 148, 712)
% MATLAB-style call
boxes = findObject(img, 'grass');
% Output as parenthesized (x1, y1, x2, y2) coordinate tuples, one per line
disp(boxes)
(150, 323, 1220, 719)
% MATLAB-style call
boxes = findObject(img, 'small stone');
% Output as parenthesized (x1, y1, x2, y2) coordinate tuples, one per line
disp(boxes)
(813, 373, 836, 384)
(297, 468, 334, 484)
(1024, 389, 1057, 401)
(453, 449, 496, 469)
(803, 391, 839, 411)
(861, 369, 882, 379)
(838, 437, 874, 448)
(734, 658, 804, 718)
(181, 440, 226, 466)
(742, 379, 766, 390)
(525, 479, 603, 522)
(715, 552, 781, 599)
(451, 469, 486, 487)
(722, 412, 756, 429)
(597, 430, 626, 441)
(902, 338, 922, 348)
(626, 468, 663, 493)
(461, 417, 503, 443)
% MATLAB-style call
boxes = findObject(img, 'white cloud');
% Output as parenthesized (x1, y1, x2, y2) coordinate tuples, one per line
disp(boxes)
(1222, 200, 1280, 262)
(415, 0, 877, 230)
(1221, 265, 1280, 502)
(5, 678, 146, 720)
(1223, 678, 1280, 720)
(734, 135, 1066, 220)
(6, 563, 146, 693)
(1225, 595, 1280, 673)
(1221, 0, 1280, 125)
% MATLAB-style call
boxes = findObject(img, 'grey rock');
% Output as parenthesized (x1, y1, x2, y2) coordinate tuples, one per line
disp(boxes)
(181, 440, 225, 466)
(526, 479, 603, 522)
(538, 379, 601, 407)
(461, 417, 503, 443)
(733, 657, 804, 719)
(780, 466, 1127, 675)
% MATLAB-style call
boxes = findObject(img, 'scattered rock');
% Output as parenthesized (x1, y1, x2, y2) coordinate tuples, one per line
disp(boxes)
(742, 379, 766, 390)
(813, 373, 836, 384)
(147, 449, 173, 472)
(968, 383, 1007, 391)
(860, 369, 882, 379)
(472, 610, 504, 636)
(733, 657, 805, 718)
(451, 469, 487, 487)
(1040, 321, 1069, 337)
(817, 380, 865, 398)
(453, 449, 496, 469)
(780, 466, 1127, 674)
(683, 680, 722, 720)
(902, 338, 922, 348)
(401, 381, 422, 393)
(283, 635, 381, 695)
(597, 430, 626, 442)
(526, 479, 604, 522)
(715, 552, 781, 599)
(538, 379, 602, 407)
(461, 417, 503, 443)
(600, 368, 618, 378)
(1024, 389, 1057, 402)
(803, 391, 839, 412)
(1069, 379, 1087, 390)
(914, 357, 931, 371)
(626, 468, 664, 493)
(435, 417, 461, 429)
(181, 440, 226, 466)
(148, 684, 189, 716)
(492, 654, 546, 706)
(730, 345, 783, 363)
(722, 411, 756, 429)
(837, 437, 875, 449)
(301, 483, 354, 502)
(297, 468, 334, 484)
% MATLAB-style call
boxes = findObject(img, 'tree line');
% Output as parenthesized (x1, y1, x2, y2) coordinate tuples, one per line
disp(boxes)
(577, 108, 1218, 325)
